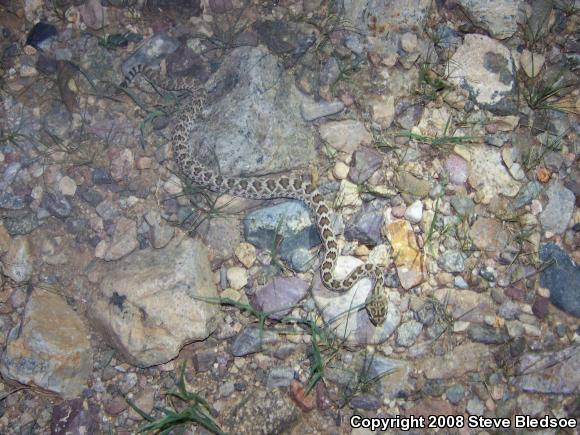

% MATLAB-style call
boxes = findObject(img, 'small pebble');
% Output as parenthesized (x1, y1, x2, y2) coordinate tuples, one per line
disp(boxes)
(227, 266, 248, 290)
(333, 161, 350, 180)
(58, 176, 77, 196)
(234, 242, 256, 268)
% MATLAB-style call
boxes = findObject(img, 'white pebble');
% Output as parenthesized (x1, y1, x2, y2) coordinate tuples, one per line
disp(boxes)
(333, 161, 350, 180)
(58, 176, 77, 196)
(404, 200, 423, 223)
(226, 266, 248, 290)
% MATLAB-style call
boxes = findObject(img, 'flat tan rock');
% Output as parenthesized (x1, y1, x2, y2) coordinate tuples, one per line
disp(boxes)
(385, 220, 425, 289)
(0, 288, 92, 398)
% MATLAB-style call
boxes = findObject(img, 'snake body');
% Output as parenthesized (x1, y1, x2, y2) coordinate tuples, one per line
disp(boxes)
(122, 65, 389, 325)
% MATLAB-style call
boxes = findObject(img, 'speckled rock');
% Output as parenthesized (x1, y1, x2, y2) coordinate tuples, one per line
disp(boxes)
(539, 183, 575, 234)
(396, 320, 423, 347)
(90, 237, 220, 367)
(449, 34, 516, 114)
(0, 288, 92, 398)
(467, 145, 521, 202)
(2, 236, 33, 283)
(438, 250, 466, 273)
(193, 46, 317, 175)
(95, 217, 139, 261)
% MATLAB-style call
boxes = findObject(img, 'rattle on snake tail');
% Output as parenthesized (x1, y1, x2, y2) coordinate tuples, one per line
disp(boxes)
(121, 65, 391, 326)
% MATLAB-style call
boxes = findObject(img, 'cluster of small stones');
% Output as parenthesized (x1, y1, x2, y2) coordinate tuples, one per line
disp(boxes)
(0, 0, 578, 433)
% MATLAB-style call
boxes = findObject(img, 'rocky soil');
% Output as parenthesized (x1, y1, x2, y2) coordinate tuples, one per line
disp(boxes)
(0, 0, 578, 433)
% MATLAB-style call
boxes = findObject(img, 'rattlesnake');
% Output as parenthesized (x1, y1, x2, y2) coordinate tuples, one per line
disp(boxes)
(122, 65, 391, 326)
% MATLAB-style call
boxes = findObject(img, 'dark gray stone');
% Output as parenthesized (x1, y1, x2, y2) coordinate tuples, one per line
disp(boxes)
(0, 192, 27, 210)
(266, 367, 295, 388)
(79, 187, 104, 207)
(243, 201, 320, 263)
(513, 181, 541, 209)
(3, 214, 40, 235)
(467, 324, 509, 344)
(446, 384, 464, 405)
(231, 326, 278, 357)
(41, 192, 72, 218)
(92, 168, 114, 185)
(539, 243, 580, 317)
(26, 22, 58, 49)
(349, 395, 381, 410)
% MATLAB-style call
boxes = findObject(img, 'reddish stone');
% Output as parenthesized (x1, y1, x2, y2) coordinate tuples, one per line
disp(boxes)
(532, 297, 549, 318)
(4, 152, 21, 164)
(104, 396, 128, 415)
(505, 285, 526, 301)
(288, 380, 316, 412)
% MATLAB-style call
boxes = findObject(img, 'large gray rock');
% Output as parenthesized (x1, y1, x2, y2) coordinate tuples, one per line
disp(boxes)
(90, 237, 220, 367)
(0, 289, 92, 398)
(458, 0, 521, 39)
(467, 145, 521, 203)
(194, 46, 317, 175)
(450, 34, 516, 114)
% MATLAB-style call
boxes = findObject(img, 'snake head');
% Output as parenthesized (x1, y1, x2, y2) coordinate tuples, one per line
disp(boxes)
(365, 289, 388, 326)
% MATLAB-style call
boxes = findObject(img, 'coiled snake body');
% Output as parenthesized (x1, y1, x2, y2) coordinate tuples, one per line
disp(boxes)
(122, 65, 390, 326)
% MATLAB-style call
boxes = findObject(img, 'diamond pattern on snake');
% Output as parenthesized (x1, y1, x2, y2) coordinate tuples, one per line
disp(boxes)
(122, 65, 392, 326)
